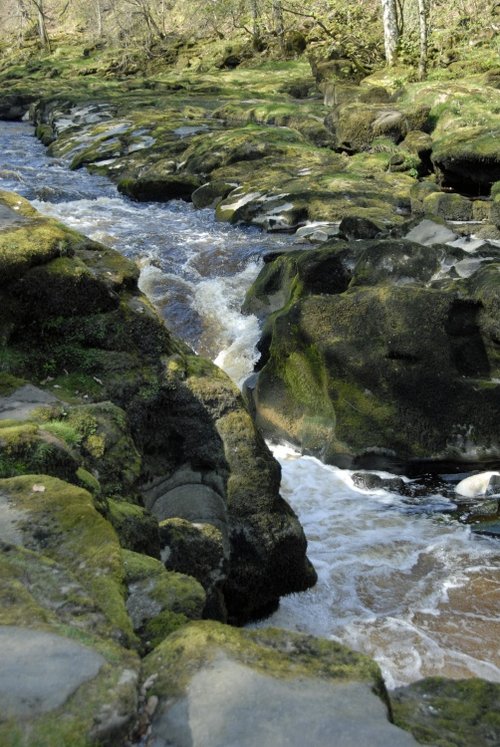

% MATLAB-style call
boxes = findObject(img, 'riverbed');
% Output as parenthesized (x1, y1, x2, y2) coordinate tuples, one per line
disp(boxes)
(2, 120, 499, 688)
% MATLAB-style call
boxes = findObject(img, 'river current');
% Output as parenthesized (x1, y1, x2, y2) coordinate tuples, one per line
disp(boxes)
(1, 121, 499, 688)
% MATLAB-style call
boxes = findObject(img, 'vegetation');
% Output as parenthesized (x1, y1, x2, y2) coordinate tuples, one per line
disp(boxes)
(0, 1, 498, 79)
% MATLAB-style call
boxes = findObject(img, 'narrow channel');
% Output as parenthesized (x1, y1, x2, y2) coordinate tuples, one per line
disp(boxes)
(2, 121, 499, 688)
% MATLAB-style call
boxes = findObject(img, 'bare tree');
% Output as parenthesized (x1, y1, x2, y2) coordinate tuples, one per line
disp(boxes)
(272, 0, 285, 52)
(381, 0, 399, 64)
(418, 0, 429, 79)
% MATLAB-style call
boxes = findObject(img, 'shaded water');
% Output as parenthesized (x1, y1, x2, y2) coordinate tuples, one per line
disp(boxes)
(1, 121, 499, 687)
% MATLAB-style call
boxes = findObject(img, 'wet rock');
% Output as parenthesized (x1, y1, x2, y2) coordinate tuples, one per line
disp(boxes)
(118, 173, 201, 202)
(351, 473, 407, 493)
(191, 180, 237, 209)
(404, 218, 457, 246)
(0, 93, 35, 120)
(339, 215, 385, 240)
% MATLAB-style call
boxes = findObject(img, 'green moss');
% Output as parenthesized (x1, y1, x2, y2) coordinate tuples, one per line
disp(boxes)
(143, 609, 189, 648)
(122, 548, 165, 581)
(76, 467, 101, 494)
(108, 500, 160, 556)
(0, 475, 136, 645)
(0, 207, 88, 286)
(122, 549, 205, 649)
(391, 677, 500, 747)
(0, 372, 25, 395)
(43, 420, 82, 447)
(144, 621, 386, 700)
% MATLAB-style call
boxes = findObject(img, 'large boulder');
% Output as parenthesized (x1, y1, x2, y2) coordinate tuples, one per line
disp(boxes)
(244, 237, 500, 471)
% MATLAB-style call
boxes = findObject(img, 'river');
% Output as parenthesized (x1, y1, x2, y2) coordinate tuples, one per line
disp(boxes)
(1, 120, 499, 689)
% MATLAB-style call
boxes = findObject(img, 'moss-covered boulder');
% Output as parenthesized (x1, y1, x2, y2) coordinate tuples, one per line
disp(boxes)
(391, 677, 500, 746)
(118, 173, 202, 202)
(245, 237, 500, 470)
(141, 621, 419, 747)
(423, 192, 473, 221)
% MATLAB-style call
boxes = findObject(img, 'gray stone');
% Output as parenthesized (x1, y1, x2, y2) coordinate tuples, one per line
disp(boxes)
(0, 384, 57, 421)
(404, 218, 457, 246)
(0, 203, 28, 229)
(151, 484, 228, 532)
(0, 626, 105, 719)
(149, 655, 418, 747)
(0, 493, 27, 546)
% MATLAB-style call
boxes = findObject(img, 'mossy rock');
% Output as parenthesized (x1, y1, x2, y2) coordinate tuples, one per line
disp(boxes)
(0, 193, 85, 286)
(122, 549, 205, 651)
(157, 511, 229, 620)
(423, 192, 473, 221)
(0, 623, 140, 747)
(0, 421, 80, 482)
(108, 499, 160, 557)
(0, 474, 136, 645)
(143, 620, 387, 699)
(31, 400, 142, 497)
(391, 677, 500, 747)
(490, 195, 500, 228)
(472, 199, 491, 222)
(11, 255, 120, 318)
(409, 180, 441, 215)
(191, 180, 237, 209)
(118, 173, 201, 202)
(140, 621, 426, 746)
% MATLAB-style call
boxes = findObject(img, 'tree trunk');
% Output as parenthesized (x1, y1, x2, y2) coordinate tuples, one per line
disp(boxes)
(36, 1, 51, 52)
(418, 0, 429, 80)
(249, 0, 262, 48)
(272, 0, 286, 53)
(96, 0, 103, 37)
(381, 0, 399, 65)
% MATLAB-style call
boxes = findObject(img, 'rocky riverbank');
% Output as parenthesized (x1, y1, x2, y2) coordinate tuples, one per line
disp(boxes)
(0, 35, 499, 746)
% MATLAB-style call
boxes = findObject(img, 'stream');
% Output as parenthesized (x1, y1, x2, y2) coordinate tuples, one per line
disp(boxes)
(1, 121, 499, 689)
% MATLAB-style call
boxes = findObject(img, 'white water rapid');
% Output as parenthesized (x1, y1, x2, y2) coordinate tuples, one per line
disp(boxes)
(2, 121, 499, 688)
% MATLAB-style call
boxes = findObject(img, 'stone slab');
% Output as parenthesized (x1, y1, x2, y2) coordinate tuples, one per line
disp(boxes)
(149, 655, 418, 747)
(404, 218, 457, 246)
(0, 626, 105, 719)
(0, 384, 57, 421)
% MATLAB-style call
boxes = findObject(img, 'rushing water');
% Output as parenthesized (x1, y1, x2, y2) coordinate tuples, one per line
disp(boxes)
(1, 121, 499, 688)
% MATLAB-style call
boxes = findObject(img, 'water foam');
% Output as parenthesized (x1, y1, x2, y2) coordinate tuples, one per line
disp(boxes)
(251, 444, 500, 687)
